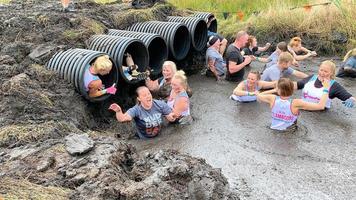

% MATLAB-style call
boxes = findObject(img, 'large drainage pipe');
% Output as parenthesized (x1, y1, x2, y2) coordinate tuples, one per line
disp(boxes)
(193, 12, 217, 33)
(87, 34, 149, 83)
(126, 21, 190, 61)
(167, 16, 207, 51)
(46, 48, 119, 102)
(107, 29, 168, 75)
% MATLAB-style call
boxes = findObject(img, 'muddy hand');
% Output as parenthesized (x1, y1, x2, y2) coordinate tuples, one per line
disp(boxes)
(109, 103, 121, 112)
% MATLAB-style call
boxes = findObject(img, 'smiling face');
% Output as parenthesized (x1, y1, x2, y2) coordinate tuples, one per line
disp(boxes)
(171, 77, 183, 93)
(137, 87, 153, 109)
(98, 67, 111, 76)
(247, 72, 259, 85)
(318, 63, 333, 81)
(162, 64, 174, 80)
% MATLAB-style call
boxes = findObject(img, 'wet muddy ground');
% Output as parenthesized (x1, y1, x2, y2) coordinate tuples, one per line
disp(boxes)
(132, 58, 356, 200)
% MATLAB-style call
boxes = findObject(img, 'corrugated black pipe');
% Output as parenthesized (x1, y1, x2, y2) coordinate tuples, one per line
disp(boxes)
(107, 29, 168, 75)
(46, 48, 119, 102)
(193, 12, 217, 33)
(87, 34, 149, 83)
(127, 21, 190, 61)
(167, 16, 207, 51)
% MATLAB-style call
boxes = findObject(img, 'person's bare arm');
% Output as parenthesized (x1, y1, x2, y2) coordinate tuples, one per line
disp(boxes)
(145, 78, 159, 92)
(109, 103, 132, 122)
(258, 42, 271, 52)
(257, 93, 276, 107)
(228, 56, 251, 74)
(172, 97, 189, 117)
(208, 57, 220, 80)
(292, 70, 308, 79)
(259, 80, 277, 89)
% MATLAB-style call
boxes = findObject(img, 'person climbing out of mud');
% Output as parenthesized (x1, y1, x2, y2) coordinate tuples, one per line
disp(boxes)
(230, 71, 276, 102)
(84, 55, 117, 98)
(288, 37, 317, 61)
(122, 53, 142, 81)
(167, 70, 193, 125)
(206, 35, 226, 81)
(207, 16, 228, 56)
(261, 52, 308, 82)
(109, 86, 176, 139)
(254, 41, 299, 70)
(242, 35, 271, 56)
(336, 48, 356, 78)
(257, 78, 330, 131)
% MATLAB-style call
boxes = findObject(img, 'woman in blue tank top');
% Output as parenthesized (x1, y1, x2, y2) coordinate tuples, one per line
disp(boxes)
(230, 71, 276, 102)
(257, 78, 330, 131)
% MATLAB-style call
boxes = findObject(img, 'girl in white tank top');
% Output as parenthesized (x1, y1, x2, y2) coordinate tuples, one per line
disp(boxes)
(257, 78, 330, 131)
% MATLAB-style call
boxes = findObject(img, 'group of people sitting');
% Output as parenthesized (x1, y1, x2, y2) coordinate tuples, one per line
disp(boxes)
(206, 30, 355, 131)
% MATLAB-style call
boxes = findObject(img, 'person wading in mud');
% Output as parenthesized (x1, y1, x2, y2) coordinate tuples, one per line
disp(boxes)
(109, 86, 176, 139)
(257, 78, 330, 131)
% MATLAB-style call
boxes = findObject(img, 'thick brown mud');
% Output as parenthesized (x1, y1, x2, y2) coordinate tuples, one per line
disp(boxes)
(132, 58, 356, 200)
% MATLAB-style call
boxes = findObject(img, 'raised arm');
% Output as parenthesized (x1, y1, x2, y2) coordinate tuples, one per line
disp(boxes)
(109, 103, 132, 122)
(228, 56, 252, 74)
(258, 42, 271, 52)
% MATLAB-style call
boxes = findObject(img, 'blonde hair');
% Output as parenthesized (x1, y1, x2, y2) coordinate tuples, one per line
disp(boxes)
(320, 60, 336, 79)
(163, 61, 177, 74)
(93, 55, 112, 72)
(173, 70, 188, 90)
(278, 52, 294, 64)
(249, 71, 261, 80)
(289, 37, 302, 48)
(343, 48, 356, 62)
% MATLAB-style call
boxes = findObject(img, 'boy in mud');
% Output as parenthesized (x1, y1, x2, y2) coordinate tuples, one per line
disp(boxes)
(109, 86, 176, 139)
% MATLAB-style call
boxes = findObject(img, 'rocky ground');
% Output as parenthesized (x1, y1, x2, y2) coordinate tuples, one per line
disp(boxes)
(0, 0, 236, 199)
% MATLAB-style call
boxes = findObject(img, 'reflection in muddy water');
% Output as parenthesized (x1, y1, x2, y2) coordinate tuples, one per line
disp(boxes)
(131, 58, 356, 199)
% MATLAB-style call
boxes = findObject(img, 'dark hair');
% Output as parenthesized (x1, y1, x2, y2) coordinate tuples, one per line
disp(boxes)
(277, 42, 288, 52)
(246, 36, 256, 47)
(277, 78, 294, 97)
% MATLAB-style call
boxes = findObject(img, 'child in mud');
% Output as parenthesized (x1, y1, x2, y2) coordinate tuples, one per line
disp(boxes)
(288, 37, 317, 61)
(257, 78, 330, 131)
(109, 86, 176, 139)
(84, 55, 117, 98)
(230, 71, 276, 102)
(242, 35, 271, 56)
(336, 48, 356, 78)
(167, 70, 192, 124)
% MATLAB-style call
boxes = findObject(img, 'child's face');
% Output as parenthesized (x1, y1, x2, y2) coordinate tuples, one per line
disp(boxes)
(99, 68, 111, 76)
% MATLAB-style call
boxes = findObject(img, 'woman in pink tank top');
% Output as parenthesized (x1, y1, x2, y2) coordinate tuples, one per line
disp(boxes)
(257, 78, 330, 131)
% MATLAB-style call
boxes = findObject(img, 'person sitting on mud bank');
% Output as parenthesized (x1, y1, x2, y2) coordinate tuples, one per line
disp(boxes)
(288, 37, 317, 61)
(254, 41, 298, 69)
(242, 35, 271, 56)
(206, 36, 226, 81)
(261, 52, 308, 82)
(225, 31, 253, 82)
(296, 60, 356, 108)
(230, 71, 276, 102)
(257, 78, 330, 131)
(145, 61, 176, 100)
(109, 86, 176, 139)
(167, 70, 193, 125)
(84, 55, 117, 98)
(207, 16, 228, 55)
(336, 48, 356, 78)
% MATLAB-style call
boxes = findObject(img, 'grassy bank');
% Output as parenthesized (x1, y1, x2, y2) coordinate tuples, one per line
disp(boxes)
(169, 0, 356, 55)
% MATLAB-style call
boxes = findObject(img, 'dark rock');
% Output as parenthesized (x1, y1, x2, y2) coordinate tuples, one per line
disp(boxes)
(65, 134, 94, 156)
(1, 42, 32, 63)
(0, 55, 16, 65)
(28, 44, 56, 64)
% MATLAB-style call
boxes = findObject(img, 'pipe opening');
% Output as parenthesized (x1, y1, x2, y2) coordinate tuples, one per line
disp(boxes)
(172, 26, 190, 60)
(193, 20, 208, 51)
(148, 37, 168, 75)
(120, 41, 149, 83)
(208, 19, 217, 33)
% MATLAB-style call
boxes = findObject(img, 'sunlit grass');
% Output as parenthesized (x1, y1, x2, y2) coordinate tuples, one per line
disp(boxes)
(0, 0, 10, 4)
(94, 0, 117, 4)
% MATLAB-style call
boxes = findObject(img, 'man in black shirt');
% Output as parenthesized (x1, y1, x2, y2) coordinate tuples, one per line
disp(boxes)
(225, 31, 253, 82)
